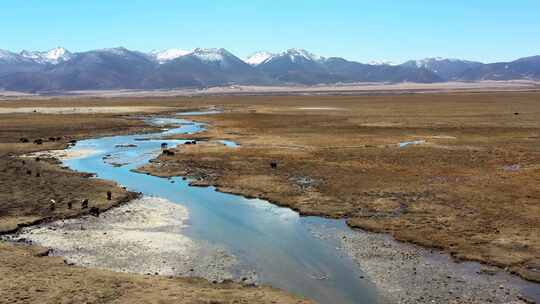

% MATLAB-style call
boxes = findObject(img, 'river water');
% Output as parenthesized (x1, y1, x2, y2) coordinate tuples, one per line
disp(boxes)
(62, 114, 382, 304)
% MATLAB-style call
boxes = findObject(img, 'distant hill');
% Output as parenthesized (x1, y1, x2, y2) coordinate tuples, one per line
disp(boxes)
(0, 46, 538, 92)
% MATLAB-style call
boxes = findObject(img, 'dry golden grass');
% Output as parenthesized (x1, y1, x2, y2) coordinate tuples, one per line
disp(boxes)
(138, 92, 540, 282)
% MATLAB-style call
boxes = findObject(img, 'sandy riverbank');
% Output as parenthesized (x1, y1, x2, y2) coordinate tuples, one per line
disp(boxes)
(6, 197, 245, 283)
(24, 148, 100, 161)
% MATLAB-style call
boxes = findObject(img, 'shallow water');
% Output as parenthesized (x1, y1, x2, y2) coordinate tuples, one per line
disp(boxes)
(217, 139, 240, 147)
(398, 140, 426, 148)
(177, 109, 223, 116)
(63, 116, 381, 304)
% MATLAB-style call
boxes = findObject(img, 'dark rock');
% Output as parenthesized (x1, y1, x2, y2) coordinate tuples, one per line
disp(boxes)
(89, 206, 100, 217)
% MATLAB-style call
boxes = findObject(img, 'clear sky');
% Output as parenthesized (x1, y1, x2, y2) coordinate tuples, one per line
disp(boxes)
(1, 0, 539, 63)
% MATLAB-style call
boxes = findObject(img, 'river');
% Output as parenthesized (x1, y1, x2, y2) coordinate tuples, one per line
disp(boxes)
(60, 113, 382, 304)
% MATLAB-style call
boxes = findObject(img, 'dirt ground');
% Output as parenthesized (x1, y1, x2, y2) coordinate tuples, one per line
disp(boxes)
(0, 242, 309, 304)
(1, 92, 539, 303)
(136, 92, 540, 283)
(0, 105, 310, 304)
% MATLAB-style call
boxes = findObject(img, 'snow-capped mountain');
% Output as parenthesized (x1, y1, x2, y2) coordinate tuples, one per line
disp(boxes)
(190, 48, 229, 63)
(255, 49, 332, 84)
(150, 48, 192, 63)
(184, 48, 254, 71)
(150, 48, 241, 66)
(0, 49, 42, 77)
(144, 47, 271, 89)
(284, 48, 324, 62)
(401, 57, 483, 80)
(245, 51, 275, 65)
(20, 47, 72, 64)
(0, 46, 538, 91)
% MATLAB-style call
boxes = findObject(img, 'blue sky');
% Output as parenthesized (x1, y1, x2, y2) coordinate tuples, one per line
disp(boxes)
(1, 1, 539, 63)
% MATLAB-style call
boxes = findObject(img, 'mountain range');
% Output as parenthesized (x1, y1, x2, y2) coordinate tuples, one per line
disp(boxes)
(0, 47, 538, 92)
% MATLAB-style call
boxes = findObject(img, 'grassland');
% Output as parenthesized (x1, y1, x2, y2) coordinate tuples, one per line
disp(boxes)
(137, 92, 540, 283)
(1, 92, 539, 303)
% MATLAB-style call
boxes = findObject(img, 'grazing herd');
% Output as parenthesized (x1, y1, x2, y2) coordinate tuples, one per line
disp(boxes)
(48, 193, 109, 217)
(19, 136, 75, 146)
(162, 149, 175, 156)
(17, 157, 112, 218)
(16, 138, 280, 222)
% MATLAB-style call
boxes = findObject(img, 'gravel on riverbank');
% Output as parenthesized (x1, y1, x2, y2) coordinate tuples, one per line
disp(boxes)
(308, 222, 539, 304)
(6, 197, 240, 283)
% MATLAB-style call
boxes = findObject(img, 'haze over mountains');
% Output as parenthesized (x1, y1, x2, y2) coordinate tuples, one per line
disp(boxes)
(0, 47, 539, 92)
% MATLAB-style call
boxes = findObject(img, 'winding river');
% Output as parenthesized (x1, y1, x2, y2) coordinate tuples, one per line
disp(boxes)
(60, 113, 381, 304)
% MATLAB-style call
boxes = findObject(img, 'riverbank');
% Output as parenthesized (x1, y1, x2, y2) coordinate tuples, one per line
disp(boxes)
(5, 197, 241, 283)
(0, 240, 309, 304)
(310, 222, 539, 303)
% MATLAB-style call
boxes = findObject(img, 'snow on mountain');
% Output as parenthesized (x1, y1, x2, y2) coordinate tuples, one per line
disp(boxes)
(245, 51, 275, 65)
(20, 47, 71, 64)
(412, 57, 442, 68)
(368, 60, 397, 66)
(0, 49, 20, 61)
(410, 57, 476, 68)
(191, 48, 230, 63)
(150, 48, 192, 63)
(284, 48, 323, 62)
(95, 47, 133, 56)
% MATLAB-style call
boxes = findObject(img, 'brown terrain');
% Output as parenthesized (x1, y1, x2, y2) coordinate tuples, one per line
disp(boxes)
(1, 92, 539, 303)
(0, 242, 306, 304)
(136, 92, 540, 283)
(0, 101, 311, 304)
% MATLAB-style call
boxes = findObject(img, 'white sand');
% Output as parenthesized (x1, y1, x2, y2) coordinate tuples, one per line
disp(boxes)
(12, 197, 237, 280)
(24, 148, 100, 160)
(0, 106, 169, 114)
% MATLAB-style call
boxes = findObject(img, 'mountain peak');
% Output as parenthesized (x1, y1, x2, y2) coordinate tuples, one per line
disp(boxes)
(47, 47, 70, 59)
(192, 48, 232, 63)
(245, 51, 275, 65)
(150, 48, 192, 63)
(284, 48, 322, 62)
(20, 47, 71, 64)
(409, 57, 477, 68)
